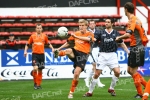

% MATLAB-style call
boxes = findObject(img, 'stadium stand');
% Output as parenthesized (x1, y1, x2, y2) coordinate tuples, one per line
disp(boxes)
(0, 15, 130, 49)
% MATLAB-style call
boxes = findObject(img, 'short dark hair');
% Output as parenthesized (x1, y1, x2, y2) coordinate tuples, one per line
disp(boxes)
(105, 18, 115, 24)
(36, 23, 42, 26)
(124, 2, 135, 14)
(88, 19, 96, 23)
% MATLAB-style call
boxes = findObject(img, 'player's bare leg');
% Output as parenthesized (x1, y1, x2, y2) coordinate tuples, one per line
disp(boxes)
(83, 69, 102, 97)
(108, 67, 120, 96)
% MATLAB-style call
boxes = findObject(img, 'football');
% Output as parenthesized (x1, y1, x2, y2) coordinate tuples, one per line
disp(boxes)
(57, 27, 68, 38)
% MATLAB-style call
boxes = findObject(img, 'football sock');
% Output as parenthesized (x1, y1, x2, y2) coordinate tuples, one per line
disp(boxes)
(37, 71, 42, 86)
(143, 80, 150, 100)
(85, 68, 94, 81)
(32, 70, 37, 84)
(137, 72, 147, 87)
(70, 80, 78, 93)
(132, 72, 143, 95)
(88, 77, 97, 93)
(59, 50, 66, 56)
(110, 75, 119, 90)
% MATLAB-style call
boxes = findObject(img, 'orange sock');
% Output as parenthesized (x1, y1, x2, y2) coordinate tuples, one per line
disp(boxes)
(142, 80, 150, 100)
(70, 80, 78, 93)
(37, 71, 42, 86)
(132, 72, 143, 95)
(59, 50, 66, 56)
(32, 70, 37, 84)
(137, 72, 147, 87)
(144, 79, 150, 94)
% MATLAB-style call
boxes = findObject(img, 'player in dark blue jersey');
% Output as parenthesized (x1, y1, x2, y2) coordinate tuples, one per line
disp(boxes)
(84, 19, 105, 88)
(83, 18, 130, 97)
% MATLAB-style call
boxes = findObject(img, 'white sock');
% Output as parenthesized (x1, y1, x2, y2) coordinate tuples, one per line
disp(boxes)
(110, 75, 119, 90)
(88, 77, 97, 93)
(97, 77, 102, 86)
(85, 68, 94, 81)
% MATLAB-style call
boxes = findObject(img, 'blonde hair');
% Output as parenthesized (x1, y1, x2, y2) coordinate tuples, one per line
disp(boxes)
(78, 19, 88, 26)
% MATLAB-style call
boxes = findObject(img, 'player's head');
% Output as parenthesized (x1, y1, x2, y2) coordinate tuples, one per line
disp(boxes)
(78, 19, 88, 33)
(124, 2, 135, 16)
(9, 33, 15, 41)
(105, 18, 114, 29)
(88, 19, 96, 30)
(36, 23, 43, 34)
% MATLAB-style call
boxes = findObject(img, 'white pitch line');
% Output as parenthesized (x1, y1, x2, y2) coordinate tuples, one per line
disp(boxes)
(115, 89, 136, 91)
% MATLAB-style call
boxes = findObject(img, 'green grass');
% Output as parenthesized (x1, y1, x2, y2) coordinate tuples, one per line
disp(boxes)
(0, 77, 149, 100)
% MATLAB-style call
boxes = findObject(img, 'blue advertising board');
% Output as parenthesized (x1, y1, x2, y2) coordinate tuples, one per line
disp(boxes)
(1, 47, 150, 76)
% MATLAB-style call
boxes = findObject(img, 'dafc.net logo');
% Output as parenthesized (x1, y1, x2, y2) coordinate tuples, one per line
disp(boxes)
(6, 52, 19, 65)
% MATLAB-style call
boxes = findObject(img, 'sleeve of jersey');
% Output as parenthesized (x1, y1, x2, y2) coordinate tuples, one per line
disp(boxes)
(45, 35, 49, 44)
(94, 30, 101, 41)
(126, 17, 136, 34)
(27, 36, 33, 45)
(67, 36, 75, 42)
(117, 31, 123, 43)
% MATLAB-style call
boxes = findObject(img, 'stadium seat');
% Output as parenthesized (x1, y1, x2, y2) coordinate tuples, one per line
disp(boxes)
(19, 40, 27, 44)
(90, 15, 101, 18)
(50, 40, 66, 44)
(11, 32, 22, 36)
(0, 32, 9, 36)
(0, 23, 12, 27)
(61, 15, 71, 19)
(0, 16, 7, 19)
(96, 22, 105, 26)
(38, 15, 49, 18)
(6, 16, 17, 19)
(110, 15, 122, 19)
(69, 15, 80, 18)
(21, 32, 32, 35)
(48, 15, 61, 19)
(45, 23, 56, 26)
(67, 22, 78, 26)
(115, 22, 127, 26)
(17, 16, 29, 19)
(24, 23, 35, 27)
(118, 31, 126, 35)
(13, 23, 24, 27)
(44, 31, 56, 36)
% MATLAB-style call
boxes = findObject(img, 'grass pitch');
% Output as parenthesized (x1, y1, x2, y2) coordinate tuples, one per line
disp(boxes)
(0, 77, 149, 100)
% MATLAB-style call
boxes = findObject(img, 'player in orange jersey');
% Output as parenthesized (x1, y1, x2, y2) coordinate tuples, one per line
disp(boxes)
(54, 19, 94, 98)
(116, 2, 148, 98)
(24, 23, 54, 89)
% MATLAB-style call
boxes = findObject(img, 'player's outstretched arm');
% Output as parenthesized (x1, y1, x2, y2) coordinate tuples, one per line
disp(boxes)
(71, 33, 94, 42)
(49, 43, 54, 52)
(24, 44, 28, 57)
(120, 42, 130, 54)
(57, 42, 69, 51)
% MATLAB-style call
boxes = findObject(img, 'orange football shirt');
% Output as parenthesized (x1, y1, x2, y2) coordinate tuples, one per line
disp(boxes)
(28, 33, 49, 54)
(68, 31, 94, 54)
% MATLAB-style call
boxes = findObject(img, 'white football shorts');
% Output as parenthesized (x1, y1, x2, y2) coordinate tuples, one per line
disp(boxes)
(88, 47, 99, 63)
(96, 52, 119, 70)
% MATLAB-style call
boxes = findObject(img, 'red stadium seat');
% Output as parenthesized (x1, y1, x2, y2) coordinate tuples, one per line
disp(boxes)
(50, 40, 66, 44)
(118, 31, 126, 35)
(0, 32, 9, 36)
(11, 32, 22, 36)
(20, 40, 27, 44)
(90, 15, 101, 18)
(79, 15, 90, 18)
(0, 16, 7, 19)
(1, 23, 13, 27)
(48, 15, 61, 19)
(0, 40, 6, 45)
(6, 16, 17, 19)
(96, 22, 105, 26)
(24, 23, 35, 27)
(13, 23, 24, 27)
(38, 15, 49, 18)
(115, 22, 127, 26)
(45, 23, 56, 26)
(61, 15, 71, 19)
(21, 32, 32, 35)
(69, 15, 80, 18)
(100, 15, 109, 18)
(27, 16, 37, 19)
(67, 22, 78, 26)
(55, 23, 68, 26)
(44, 31, 56, 36)
(17, 16, 29, 19)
